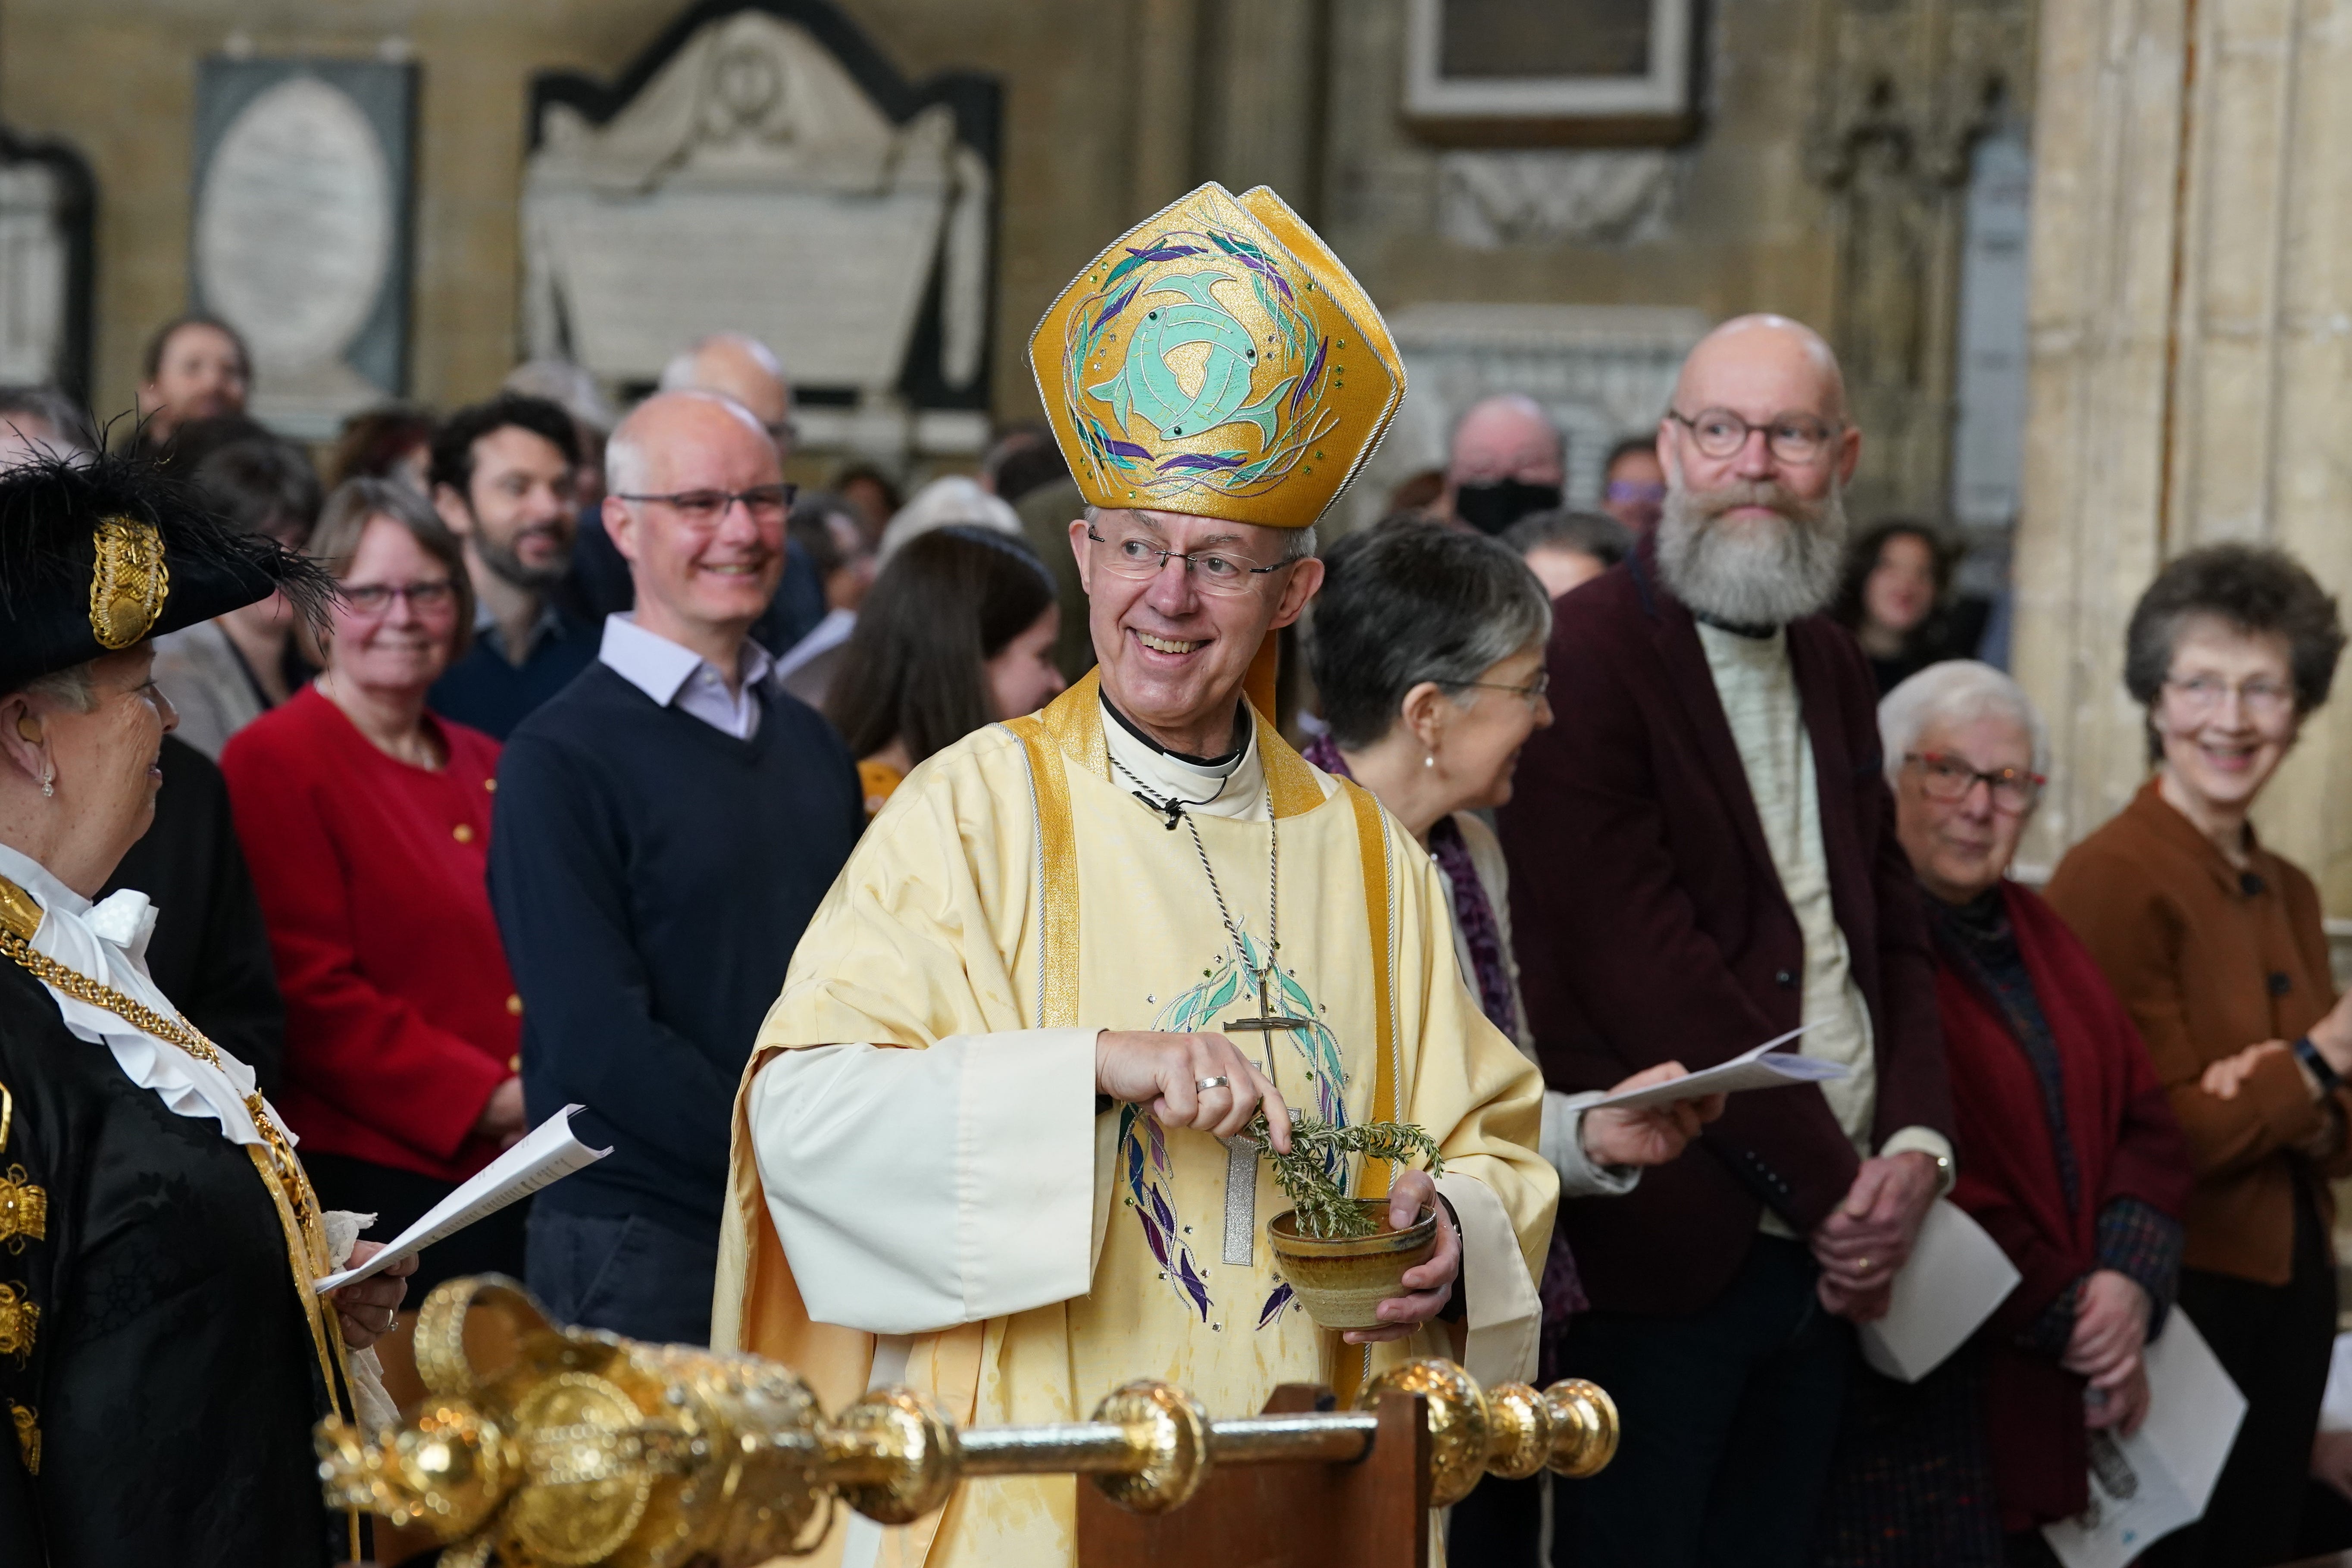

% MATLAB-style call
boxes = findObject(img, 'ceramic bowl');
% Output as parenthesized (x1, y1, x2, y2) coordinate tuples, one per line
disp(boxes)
(1266, 1200, 1439, 1330)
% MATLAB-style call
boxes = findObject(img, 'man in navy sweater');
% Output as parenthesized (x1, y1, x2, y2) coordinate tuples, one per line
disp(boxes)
(489, 389, 863, 1343)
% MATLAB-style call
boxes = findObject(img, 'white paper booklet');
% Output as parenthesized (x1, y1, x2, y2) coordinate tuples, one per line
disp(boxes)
(1859, 1199, 2021, 1382)
(313, 1103, 610, 1293)
(1584, 1025, 1843, 1111)
(2040, 1312, 2248, 1568)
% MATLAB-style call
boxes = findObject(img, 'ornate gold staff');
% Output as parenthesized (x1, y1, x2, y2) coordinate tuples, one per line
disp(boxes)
(317, 1276, 1617, 1567)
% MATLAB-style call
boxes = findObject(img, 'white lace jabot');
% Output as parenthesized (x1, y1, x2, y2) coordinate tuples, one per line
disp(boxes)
(0, 840, 285, 1152)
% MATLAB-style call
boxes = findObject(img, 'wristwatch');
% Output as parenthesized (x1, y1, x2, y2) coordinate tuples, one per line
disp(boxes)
(2294, 1035, 2343, 1097)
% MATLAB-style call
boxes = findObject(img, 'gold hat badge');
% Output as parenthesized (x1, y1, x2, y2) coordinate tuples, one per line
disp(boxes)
(88, 516, 169, 651)
(1031, 183, 1404, 530)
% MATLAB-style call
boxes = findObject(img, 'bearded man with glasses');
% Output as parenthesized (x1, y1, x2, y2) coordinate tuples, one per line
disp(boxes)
(486, 388, 863, 1346)
(710, 184, 1555, 1568)
(1499, 314, 1957, 1567)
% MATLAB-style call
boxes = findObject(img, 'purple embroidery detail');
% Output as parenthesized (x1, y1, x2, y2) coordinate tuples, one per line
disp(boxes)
(1257, 1283, 1295, 1329)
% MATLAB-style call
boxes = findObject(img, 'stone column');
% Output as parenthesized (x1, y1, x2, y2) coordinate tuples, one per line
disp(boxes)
(2012, 0, 2352, 911)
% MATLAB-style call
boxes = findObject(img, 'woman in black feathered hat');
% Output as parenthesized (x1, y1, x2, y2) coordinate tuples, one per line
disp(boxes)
(0, 450, 414, 1565)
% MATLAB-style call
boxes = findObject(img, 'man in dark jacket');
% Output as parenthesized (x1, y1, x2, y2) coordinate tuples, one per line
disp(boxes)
(1498, 315, 1954, 1568)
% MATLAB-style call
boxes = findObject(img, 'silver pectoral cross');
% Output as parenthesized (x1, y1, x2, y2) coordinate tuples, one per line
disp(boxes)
(1220, 966, 1306, 1265)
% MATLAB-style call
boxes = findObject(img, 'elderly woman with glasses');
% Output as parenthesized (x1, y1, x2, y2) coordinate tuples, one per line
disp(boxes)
(222, 478, 532, 1310)
(1306, 521, 1723, 1565)
(2044, 544, 2352, 1568)
(1814, 661, 2190, 1566)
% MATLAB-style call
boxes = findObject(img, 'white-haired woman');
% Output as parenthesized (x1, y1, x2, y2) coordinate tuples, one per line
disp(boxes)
(1306, 520, 1724, 1565)
(1815, 661, 2190, 1567)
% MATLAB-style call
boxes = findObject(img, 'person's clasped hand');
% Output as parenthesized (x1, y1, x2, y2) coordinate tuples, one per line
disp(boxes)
(329, 1241, 417, 1350)
(1582, 1060, 1727, 1167)
(1344, 1168, 1458, 1346)
(1811, 1149, 1941, 1323)
(2067, 1269, 2152, 1435)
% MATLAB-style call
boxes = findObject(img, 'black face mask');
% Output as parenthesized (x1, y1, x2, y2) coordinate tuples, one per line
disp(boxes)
(1454, 479, 1563, 536)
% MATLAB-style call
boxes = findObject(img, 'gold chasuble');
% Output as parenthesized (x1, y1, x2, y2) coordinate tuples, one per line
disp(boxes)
(712, 183, 1554, 1568)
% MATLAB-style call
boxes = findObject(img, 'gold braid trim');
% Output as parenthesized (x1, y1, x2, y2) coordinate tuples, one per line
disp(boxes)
(0, 1085, 44, 1254)
(8, 1399, 35, 1474)
(0, 920, 357, 1424)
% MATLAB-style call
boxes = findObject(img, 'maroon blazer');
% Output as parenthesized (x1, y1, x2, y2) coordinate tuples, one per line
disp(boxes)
(1497, 542, 1950, 1314)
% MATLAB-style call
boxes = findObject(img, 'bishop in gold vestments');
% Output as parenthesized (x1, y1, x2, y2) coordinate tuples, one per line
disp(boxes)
(712, 183, 1556, 1568)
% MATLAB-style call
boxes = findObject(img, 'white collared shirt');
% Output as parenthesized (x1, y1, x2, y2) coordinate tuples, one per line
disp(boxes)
(0, 841, 285, 1152)
(598, 613, 776, 740)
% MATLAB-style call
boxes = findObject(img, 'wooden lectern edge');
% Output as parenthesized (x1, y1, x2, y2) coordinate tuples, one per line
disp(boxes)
(1075, 1383, 1432, 1568)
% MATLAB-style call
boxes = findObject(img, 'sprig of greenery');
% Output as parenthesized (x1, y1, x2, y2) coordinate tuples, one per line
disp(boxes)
(1247, 1110, 1446, 1240)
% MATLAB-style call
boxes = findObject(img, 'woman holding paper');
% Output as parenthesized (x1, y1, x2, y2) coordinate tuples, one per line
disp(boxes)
(224, 479, 529, 1299)
(0, 451, 412, 1565)
(1814, 661, 2192, 1565)
(2045, 546, 2352, 1568)
(1305, 521, 1723, 1563)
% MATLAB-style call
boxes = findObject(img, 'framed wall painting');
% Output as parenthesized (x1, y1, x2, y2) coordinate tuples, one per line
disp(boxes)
(1403, 0, 1701, 146)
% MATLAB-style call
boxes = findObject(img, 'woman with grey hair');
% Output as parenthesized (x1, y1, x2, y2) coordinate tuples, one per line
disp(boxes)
(2045, 544, 2352, 1567)
(1815, 661, 2189, 1565)
(1306, 520, 1723, 1565)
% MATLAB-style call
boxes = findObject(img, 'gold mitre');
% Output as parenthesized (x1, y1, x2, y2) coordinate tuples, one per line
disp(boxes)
(1030, 183, 1404, 529)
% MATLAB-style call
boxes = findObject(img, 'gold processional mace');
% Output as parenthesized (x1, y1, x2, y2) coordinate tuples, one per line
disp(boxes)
(317, 1276, 1619, 1567)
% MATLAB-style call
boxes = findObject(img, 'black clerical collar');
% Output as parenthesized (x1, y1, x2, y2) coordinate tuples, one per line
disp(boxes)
(1691, 609, 1781, 640)
(1101, 694, 1249, 770)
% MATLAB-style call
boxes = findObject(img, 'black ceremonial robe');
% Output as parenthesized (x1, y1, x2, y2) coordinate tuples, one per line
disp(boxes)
(0, 958, 331, 1567)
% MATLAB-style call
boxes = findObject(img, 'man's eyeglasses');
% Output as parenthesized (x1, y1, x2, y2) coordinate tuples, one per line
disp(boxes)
(1085, 524, 1295, 597)
(1905, 751, 2044, 814)
(1667, 407, 1843, 464)
(341, 579, 456, 617)
(614, 484, 798, 523)
(1452, 673, 1550, 707)
(2163, 673, 2295, 723)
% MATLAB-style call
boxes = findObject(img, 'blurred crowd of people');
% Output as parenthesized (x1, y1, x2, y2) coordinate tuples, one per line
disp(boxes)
(2, 299, 2348, 1568)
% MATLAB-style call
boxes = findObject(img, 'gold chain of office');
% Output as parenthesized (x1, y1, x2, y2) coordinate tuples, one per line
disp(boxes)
(0, 927, 317, 1236)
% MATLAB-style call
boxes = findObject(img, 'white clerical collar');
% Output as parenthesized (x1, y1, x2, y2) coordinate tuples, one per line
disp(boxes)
(0, 841, 280, 1152)
(1100, 694, 1269, 823)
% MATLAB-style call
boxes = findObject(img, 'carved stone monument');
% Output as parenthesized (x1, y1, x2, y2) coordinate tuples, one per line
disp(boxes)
(191, 58, 418, 439)
(0, 126, 93, 397)
(522, 0, 1002, 463)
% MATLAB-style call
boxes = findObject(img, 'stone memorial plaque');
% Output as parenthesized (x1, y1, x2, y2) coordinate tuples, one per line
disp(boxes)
(0, 127, 94, 395)
(1404, 0, 1699, 144)
(191, 58, 415, 438)
(524, 0, 1001, 461)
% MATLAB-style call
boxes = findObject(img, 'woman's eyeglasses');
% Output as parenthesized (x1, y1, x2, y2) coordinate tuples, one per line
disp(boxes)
(341, 579, 456, 617)
(1906, 751, 2043, 813)
(2162, 673, 2295, 723)
(1451, 673, 1550, 707)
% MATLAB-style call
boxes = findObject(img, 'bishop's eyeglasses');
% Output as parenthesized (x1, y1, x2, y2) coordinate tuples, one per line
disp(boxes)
(1905, 751, 2045, 814)
(1085, 524, 1295, 597)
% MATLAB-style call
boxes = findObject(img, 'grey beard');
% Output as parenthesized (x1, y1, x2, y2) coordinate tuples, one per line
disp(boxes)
(1654, 480, 1847, 627)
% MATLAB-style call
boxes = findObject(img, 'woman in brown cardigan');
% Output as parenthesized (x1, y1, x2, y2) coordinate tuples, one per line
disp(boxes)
(2045, 543, 2352, 1568)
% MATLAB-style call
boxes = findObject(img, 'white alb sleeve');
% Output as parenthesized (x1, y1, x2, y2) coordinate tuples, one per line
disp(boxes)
(747, 1029, 1099, 1335)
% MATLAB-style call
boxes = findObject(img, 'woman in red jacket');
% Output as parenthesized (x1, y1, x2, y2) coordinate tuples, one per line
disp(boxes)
(1815, 660, 2192, 1566)
(223, 478, 527, 1295)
